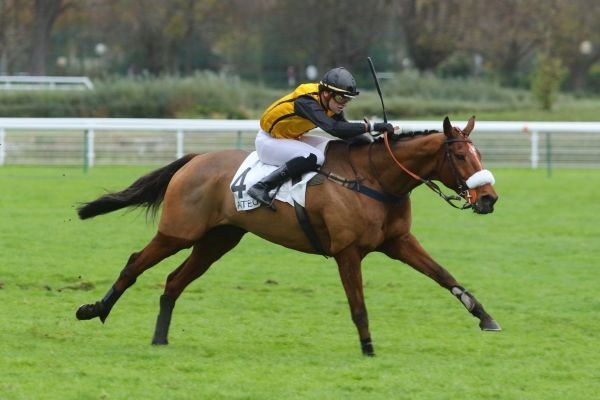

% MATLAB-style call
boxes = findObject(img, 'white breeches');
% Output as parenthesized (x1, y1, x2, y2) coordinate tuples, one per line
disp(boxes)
(255, 130, 329, 166)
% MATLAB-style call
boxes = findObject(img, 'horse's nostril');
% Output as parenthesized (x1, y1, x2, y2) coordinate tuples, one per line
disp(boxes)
(481, 194, 498, 208)
(474, 194, 497, 214)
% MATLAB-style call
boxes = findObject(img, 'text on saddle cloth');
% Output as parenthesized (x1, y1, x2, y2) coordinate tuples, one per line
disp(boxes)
(230, 151, 318, 211)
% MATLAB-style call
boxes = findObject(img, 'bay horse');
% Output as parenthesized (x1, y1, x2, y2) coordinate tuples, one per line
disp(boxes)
(75, 116, 500, 356)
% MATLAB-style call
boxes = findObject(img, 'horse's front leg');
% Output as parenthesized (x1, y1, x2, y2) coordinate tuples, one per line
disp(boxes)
(380, 233, 501, 331)
(335, 249, 375, 356)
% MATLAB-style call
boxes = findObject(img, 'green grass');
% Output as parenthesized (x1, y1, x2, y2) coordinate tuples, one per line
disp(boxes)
(1, 166, 598, 399)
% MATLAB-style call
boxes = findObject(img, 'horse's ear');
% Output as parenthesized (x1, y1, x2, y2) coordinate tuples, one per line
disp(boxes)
(463, 115, 476, 136)
(443, 116, 452, 137)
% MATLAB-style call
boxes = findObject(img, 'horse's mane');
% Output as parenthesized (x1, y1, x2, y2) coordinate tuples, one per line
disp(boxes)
(372, 129, 440, 144)
(340, 129, 441, 149)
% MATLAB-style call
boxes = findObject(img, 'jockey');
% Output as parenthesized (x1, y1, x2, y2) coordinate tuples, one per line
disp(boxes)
(248, 66, 395, 210)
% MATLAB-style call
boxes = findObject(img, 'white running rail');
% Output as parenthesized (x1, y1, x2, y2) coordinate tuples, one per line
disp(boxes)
(1, 118, 599, 169)
(0, 76, 94, 90)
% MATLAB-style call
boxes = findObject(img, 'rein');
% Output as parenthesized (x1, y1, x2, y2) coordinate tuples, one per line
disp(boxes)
(317, 131, 483, 209)
(382, 132, 473, 210)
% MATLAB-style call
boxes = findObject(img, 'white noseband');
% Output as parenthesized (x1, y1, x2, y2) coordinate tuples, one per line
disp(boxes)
(466, 169, 495, 189)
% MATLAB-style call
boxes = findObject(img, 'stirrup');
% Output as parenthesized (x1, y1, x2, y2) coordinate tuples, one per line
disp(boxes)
(263, 185, 282, 211)
(248, 185, 280, 211)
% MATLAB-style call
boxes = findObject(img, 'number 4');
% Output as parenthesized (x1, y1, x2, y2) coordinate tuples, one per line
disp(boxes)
(231, 167, 251, 198)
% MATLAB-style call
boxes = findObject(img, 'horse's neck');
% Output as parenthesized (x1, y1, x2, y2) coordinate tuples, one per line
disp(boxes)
(367, 133, 445, 193)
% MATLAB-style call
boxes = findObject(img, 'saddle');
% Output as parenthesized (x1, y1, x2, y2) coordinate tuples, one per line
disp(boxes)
(230, 151, 322, 212)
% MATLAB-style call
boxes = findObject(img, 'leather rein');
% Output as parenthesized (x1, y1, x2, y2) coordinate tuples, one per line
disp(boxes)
(382, 131, 475, 210)
(318, 132, 478, 209)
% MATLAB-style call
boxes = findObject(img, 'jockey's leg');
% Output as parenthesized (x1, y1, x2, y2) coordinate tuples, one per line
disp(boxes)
(249, 130, 322, 210)
(247, 154, 318, 209)
(254, 130, 326, 166)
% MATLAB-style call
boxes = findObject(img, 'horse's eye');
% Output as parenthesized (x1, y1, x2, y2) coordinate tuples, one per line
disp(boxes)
(455, 154, 466, 161)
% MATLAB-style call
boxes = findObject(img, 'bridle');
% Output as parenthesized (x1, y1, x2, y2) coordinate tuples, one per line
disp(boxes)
(382, 131, 480, 210)
(320, 131, 492, 209)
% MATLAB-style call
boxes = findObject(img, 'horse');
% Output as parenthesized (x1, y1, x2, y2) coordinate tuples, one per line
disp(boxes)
(75, 116, 500, 356)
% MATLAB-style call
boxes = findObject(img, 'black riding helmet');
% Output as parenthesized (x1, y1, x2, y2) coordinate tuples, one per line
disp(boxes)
(319, 67, 359, 97)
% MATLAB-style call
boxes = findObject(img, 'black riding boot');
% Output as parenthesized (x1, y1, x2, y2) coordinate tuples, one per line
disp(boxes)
(248, 154, 318, 211)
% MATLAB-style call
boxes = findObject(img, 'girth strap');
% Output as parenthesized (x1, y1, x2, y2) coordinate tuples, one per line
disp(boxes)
(344, 179, 406, 204)
(319, 170, 406, 204)
(292, 176, 328, 257)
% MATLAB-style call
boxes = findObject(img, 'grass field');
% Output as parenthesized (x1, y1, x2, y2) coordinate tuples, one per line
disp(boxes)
(0, 165, 598, 399)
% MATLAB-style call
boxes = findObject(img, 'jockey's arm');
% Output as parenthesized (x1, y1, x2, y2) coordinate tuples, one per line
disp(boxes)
(294, 96, 367, 139)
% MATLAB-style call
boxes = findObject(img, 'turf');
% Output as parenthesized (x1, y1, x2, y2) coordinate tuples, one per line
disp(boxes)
(0, 165, 598, 399)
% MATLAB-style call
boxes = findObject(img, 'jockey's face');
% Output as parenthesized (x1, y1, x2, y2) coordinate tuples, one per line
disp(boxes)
(322, 91, 350, 114)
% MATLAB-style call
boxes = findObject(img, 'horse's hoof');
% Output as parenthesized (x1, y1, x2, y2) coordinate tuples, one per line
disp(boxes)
(151, 338, 169, 346)
(76, 303, 98, 320)
(76, 301, 108, 322)
(480, 318, 502, 331)
(360, 338, 375, 356)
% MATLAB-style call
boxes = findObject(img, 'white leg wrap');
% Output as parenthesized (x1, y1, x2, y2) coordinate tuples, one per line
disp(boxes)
(452, 286, 475, 311)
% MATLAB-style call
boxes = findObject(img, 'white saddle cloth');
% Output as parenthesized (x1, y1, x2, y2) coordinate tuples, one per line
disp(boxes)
(230, 152, 318, 211)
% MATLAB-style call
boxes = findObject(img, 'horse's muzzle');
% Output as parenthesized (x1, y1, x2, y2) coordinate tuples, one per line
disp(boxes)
(473, 194, 498, 214)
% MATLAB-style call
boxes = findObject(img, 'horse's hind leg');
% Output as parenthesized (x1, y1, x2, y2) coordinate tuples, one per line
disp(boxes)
(76, 232, 193, 323)
(152, 225, 247, 345)
(381, 233, 501, 331)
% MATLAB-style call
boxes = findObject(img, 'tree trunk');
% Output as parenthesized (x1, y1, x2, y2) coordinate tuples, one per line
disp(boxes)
(569, 56, 599, 92)
(30, 0, 64, 76)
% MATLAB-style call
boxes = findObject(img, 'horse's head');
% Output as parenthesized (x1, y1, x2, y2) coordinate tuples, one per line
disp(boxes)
(437, 116, 498, 214)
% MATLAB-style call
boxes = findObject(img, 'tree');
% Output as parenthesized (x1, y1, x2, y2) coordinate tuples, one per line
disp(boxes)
(396, 0, 464, 71)
(0, 0, 32, 74)
(0, 0, 596, 92)
(531, 53, 567, 110)
(545, 0, 600, 92)
(442, 0, 548, 86)
(256, 0, 391, 83)
(82, 0, 222, 76)
(30, 0, 72, 75)
(449, 0, 599, 90)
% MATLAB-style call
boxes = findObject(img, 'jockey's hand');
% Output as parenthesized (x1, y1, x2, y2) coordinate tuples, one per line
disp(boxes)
(373, 122, 396, 135)
(363, 119, 397, 136)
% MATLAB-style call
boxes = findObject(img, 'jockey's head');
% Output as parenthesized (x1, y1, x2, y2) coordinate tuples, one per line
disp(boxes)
(319, 67, 359, 113)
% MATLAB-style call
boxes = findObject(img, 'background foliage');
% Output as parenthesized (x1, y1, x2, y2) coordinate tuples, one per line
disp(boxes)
(1, 0, 599, 93)
(1, 70, 599, 121)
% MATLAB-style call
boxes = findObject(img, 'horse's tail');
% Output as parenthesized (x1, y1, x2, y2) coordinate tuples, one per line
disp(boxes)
(77, 154, 197, 220)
